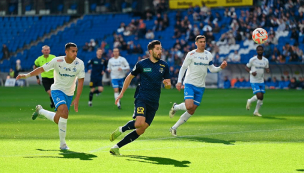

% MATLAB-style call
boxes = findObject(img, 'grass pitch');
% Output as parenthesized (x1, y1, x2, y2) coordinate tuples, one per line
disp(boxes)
(0, 86, 303, 172)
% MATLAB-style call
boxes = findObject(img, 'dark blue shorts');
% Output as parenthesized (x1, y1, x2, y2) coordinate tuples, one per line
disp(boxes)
(132, 99, 159, 126)
(90, 78, 102, 88)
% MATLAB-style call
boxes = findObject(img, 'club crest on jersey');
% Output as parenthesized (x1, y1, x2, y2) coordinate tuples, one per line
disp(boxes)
(73, 67, 77, 72)
(159, 68, 164, 73)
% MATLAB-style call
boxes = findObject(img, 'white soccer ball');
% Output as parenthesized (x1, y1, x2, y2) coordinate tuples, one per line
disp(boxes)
(252, 28, 268, 44)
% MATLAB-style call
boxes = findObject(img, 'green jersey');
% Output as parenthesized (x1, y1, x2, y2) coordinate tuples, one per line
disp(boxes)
(34, 54, 56, 78)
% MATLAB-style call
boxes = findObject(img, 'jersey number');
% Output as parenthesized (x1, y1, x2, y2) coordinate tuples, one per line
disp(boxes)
(137, 107, 145, 114)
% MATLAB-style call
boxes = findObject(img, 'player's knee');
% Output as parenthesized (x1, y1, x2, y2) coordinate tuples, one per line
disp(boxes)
(137, 125, 148, 135)
(187, 109, 195, 115)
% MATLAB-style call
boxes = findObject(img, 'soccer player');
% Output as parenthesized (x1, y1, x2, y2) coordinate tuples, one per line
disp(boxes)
(16, 43, 85, 150)
(34, 45, 56, 108)
(86, 49, 107, 107)
(168, 35, 227, 136)
(109, 40, 171, 155)
(107, 48, 130, 109)
(245, 45, 269, 117)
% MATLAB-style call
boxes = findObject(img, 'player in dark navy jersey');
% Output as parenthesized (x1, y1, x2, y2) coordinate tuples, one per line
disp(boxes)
(86, 49, 107, 106)
(109, 40, 171, 155)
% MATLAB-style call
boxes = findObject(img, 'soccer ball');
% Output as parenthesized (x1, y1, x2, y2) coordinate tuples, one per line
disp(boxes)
(252, 28, 268, 44)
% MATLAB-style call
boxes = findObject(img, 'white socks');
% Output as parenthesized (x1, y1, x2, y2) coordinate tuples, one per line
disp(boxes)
(58, 117, 67, 146)
(174, 102, 186, 111)
(248, 95, 257, 103)
(172, 111, 192, 130)
(114, 92, 120, 106)
(39, 109, 55, 122)
(255, 100, 263, 113)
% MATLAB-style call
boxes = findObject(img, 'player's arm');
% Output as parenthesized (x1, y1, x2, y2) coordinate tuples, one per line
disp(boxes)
(71, 78, 84, 112)
(245, 59, 257, 76)
(34, 59, 41, 84)
(121, 58, 130, 70)
(163, 64, 171, 89)
(16, 67, 45, 80)
(208, 61, 227, 72)
(107, 60, 111, 73)
(115, 73, 135, 105)
(176, 54, 192, 91)
(265, 60, 270, 73)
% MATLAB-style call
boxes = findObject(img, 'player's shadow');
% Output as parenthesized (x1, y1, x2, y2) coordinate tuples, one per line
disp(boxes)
(261, 116, 287, 120)
(23, 149, 97, 160)
(297, 169, 304, 172)
(182, 137, 236, 145)
(122, 155, 191, 167)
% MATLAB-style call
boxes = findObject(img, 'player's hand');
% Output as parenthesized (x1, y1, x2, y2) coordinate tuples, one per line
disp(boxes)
(101, 71, 104, 75)
(16, 74, 27, 80)
(163, 79, 171, 89)
(115, 94, 123, 105)
(88, 70, 91, 74)
(71, 99, 79, 112)
(107, 69, 111, 73)
(37, 79, 41, 85)
(220, 61, 227, 69)
(252, 72, 257, 76)
(176, 82, 183, 91)
(118, 67, 122, 71)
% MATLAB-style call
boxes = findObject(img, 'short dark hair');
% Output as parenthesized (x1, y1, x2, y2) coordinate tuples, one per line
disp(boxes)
(195, 35, 206, 42)
(65, 42, 77, 50)
(147, 40, 161, 50)
(256, 45, 264, 50)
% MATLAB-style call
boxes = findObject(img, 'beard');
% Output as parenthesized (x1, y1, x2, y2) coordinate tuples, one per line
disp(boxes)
(153, 52, 161, 60)
(257, 52, 263, 56)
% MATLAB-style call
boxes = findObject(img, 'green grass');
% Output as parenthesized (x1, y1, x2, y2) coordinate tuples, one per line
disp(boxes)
(0, 86, 304, 172)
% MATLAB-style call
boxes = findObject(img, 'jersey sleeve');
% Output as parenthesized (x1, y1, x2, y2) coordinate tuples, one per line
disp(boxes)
(42, 58, 56, 72)
(77, 62, 85, 79)
(107, 59, 112, 71)
(163, 64, 170, 79)
(34, 58, 40, 67)
(265, 59, 269, 68)
(131, 62, 142, 76)
(246, 58, 253, 68)
(177, 52, 192, 83)
(121, 58, 130, 70)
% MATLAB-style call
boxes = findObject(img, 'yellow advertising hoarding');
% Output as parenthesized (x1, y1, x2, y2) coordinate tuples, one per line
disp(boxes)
(169, 0, 253, 9)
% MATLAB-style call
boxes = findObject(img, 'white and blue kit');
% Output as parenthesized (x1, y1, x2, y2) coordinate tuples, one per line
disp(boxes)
(107, 56, 130, 88)
(42, 56, 85, 110)
(246, 56, 269, 94)
(178, 49, 222, 105)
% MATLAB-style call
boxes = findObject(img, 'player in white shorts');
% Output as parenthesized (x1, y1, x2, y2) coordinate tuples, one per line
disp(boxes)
(16, 43, 85, 150)
(245, 45, 269, 117)
(107, 48, 130, 109)
(168, 35, 227, 136)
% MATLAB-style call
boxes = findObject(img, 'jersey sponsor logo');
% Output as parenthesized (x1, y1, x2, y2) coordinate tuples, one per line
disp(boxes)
(143, 68, 152, 72)
(159, 68, 164, 73)
(194, 62, 209, 66)
(137, 107, 145, 114)
(94, 61, 99, 64)
(58, 72, 75, 77)
(57, 59, 63, 62)
(159, 64, 165, 67)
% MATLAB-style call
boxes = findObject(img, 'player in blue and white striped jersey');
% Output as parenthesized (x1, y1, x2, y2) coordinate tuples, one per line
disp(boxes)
(169, 35, 227, 136)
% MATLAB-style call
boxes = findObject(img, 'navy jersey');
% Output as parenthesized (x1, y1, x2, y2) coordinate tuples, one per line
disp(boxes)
(131, 58, 170, 103)
(86, 57, 107, 80)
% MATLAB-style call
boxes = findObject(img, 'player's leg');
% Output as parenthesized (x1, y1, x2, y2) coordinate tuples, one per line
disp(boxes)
(247, 83, 258, 110)
(110, 100, 152, 155)
(94, 80, 103, 95)
(170, 85, 203, 136)
(112, 79, 121, 108)
(169, 102, 186, 118)
(88, 81, 95, 107)
(42, 78, 55, 108)
(254, 84, 265, 116)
